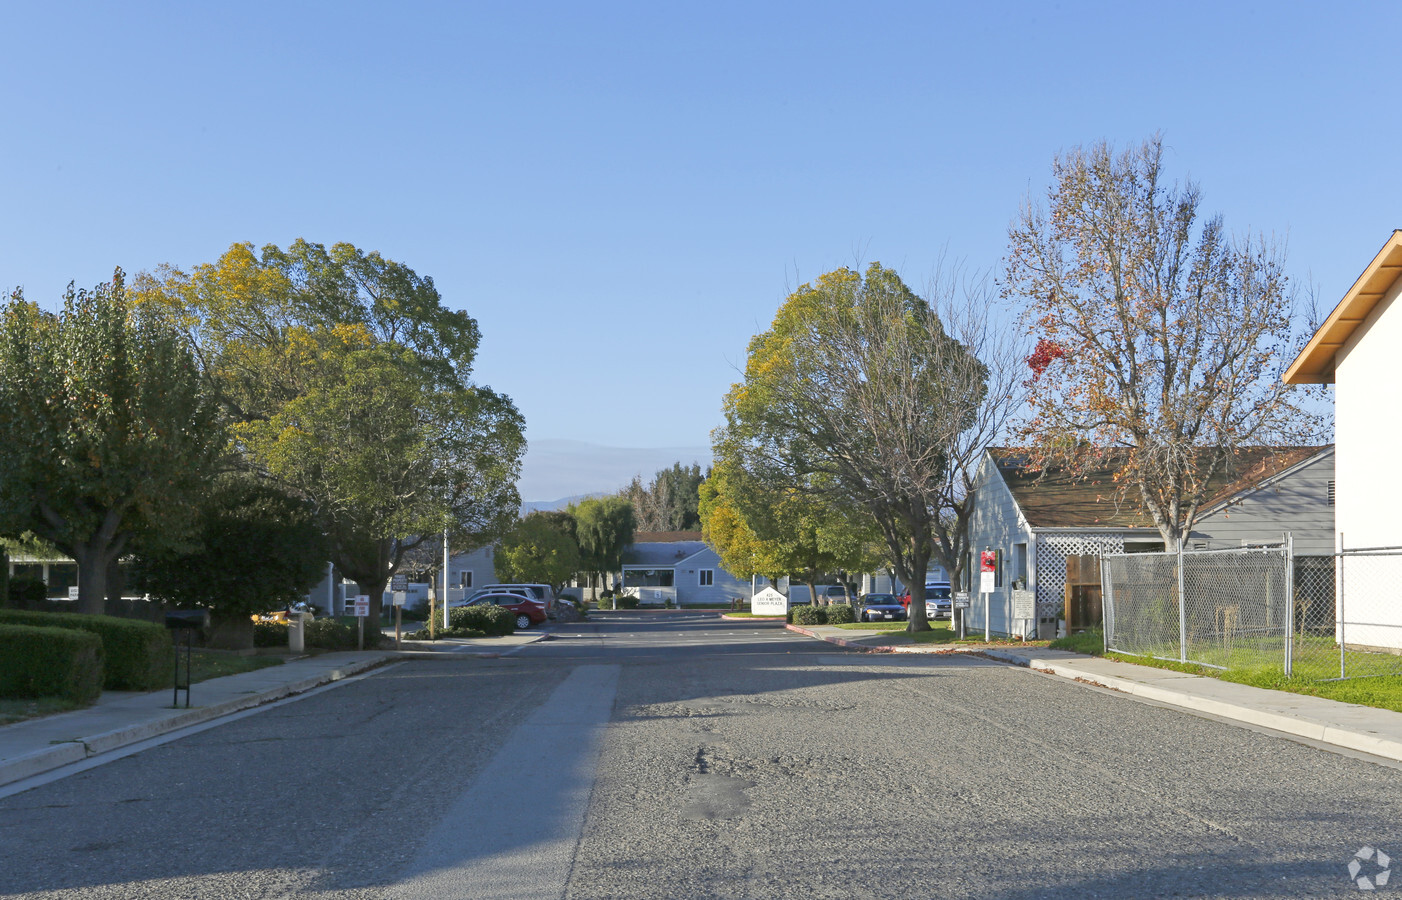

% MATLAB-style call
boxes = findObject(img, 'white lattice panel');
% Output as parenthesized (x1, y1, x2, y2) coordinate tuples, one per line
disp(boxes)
(1036, 535, 1124, 618)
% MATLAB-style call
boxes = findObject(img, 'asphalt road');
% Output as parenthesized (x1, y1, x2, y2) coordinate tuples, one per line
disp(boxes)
(2, 611, 1401, 898)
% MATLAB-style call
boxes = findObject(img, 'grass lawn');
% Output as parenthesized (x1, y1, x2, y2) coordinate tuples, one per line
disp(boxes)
(0, 696, 84, 726)
(180, 649, 285, 685)
(833, 620, 1053, 648)
(1050, 628, 1402, 714)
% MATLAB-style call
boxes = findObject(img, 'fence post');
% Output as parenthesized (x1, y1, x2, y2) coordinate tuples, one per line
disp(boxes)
(1339, 532, 1346, 680)
(1283, 532, 1294, 679)
(1177, 539, 1188, 663)
(1100, 552, 1112, 654)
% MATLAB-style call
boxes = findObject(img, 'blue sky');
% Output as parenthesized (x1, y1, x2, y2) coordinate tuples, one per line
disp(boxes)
(2, 2, 1394, 500)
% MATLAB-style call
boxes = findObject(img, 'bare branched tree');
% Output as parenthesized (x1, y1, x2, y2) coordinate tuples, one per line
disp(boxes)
(1005, 135, 1328, 551)
(923, 265, 1028, 592)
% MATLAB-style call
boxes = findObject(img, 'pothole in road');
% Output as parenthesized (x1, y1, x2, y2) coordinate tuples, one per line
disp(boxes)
(681, 771, 754, 822)
(627, 703, 726, 719)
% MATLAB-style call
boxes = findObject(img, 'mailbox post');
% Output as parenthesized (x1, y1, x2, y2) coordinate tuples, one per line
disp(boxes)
(164, 609, 210, 708)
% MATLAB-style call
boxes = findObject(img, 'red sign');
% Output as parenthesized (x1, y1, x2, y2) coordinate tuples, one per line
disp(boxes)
(980, 550, 997, 573)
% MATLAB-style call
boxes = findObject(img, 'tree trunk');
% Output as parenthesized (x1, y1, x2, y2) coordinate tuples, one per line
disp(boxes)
(72, 546, 109, 616)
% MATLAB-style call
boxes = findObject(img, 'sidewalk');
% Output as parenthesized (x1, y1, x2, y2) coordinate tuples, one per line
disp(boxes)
(0, 632, 550, 790)
(787, 623, 1402, 764)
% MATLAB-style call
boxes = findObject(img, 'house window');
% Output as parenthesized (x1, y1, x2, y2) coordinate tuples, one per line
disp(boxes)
(460, 571, 473, 588)
(699, 569, 714, 586)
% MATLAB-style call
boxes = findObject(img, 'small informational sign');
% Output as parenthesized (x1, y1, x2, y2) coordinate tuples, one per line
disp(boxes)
(751, 586, 788, 616)
(353, 596, 370, 617)
(653, 590, 663, 600)
(979, 550, 997, 594)
(391, 574, 407, 591)
(1012, 589, 1036, 620)
(391, 592, 407, 607)
(68, 586, 80, 601)
(953, 591, 971, 609)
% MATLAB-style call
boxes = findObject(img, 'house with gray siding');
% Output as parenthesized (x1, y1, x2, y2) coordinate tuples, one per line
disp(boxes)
(621, 531, 749, 606)
(967, 446, 1335, 639)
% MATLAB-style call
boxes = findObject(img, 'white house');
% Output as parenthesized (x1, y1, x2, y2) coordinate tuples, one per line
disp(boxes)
(1286, 230, 1402, 650)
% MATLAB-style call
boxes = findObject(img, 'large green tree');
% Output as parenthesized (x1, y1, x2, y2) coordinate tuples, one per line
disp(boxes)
(0, 272, 223, 614)
(722, 264, 986, 631)
(134, 476, 328, 648)
(700, 452, 881, 601)
(573, 496, 636, 594)
(1005, 135, 1325, 551)
(494, 511, 582, 593)
(135, 242, 524, 628)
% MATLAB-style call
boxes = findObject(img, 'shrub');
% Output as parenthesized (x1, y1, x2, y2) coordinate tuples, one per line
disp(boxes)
(6, 577, 48, 609)
(253, 622, 290, 647)
(406, 626, 487, 640)
(449, 604, 515, 636)
(613, 594, 639, 610)
(0, 609, 169, 691)
(825, 603, 855, 625)
(0, 623, 103, 703)
(791, 605, 827, 626)
(305, 618, 358, 650)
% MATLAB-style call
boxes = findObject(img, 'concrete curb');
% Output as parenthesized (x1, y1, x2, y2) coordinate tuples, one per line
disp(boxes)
(0, 654, 393, 788)
(980, 649, 1402, 763)
(786, 623, 1402, 764)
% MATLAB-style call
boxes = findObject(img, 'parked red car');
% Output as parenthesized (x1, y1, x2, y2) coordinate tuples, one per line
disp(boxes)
(454, 592, 547, 630)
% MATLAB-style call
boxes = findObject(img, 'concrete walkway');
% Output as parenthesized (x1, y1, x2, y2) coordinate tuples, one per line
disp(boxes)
(787, 623, 1402, 764)
(0, 632, 549, 790)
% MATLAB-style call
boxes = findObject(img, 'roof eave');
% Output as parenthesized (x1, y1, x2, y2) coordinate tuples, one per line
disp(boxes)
(1284, 230, 1402, 385)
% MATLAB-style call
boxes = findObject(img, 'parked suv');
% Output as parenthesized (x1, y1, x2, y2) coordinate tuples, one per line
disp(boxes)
(899, 582, 953, 619)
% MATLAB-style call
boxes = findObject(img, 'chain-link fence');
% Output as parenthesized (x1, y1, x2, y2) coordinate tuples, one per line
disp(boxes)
(1103, 543, 1402, 681)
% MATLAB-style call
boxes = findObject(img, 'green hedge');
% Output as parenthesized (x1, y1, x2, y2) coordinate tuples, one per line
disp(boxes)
(825, 603, 855, 625)
(0, 623, 103, 703)
(448, 605, 515, 636)
(0, 609, 170, 691)
(305, 618, 358, 650)
(791, 605, 826, 626)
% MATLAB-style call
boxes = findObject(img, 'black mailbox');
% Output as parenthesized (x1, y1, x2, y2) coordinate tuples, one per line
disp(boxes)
(165, 609, 210, 631)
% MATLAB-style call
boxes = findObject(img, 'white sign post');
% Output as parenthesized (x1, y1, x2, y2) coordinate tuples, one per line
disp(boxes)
(390, 574, 407, 649)
(354, 595, 369, 650)
(1011, 589, 1036, 642)
(980, 550, 997, 641)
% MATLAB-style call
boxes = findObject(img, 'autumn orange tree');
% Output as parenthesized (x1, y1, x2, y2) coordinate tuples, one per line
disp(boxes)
(1004, 135, 1326, 551)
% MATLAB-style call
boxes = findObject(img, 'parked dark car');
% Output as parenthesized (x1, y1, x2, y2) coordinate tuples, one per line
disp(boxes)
(452, 592, 547, 630)
(857, 593, 907, 623)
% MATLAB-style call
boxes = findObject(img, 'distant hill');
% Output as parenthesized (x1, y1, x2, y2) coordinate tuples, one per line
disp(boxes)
(520, 493, 609, 514)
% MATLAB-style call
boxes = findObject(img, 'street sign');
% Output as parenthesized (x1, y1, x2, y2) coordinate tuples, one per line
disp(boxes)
(980, 550, 997, 594)
(353, 596, 370, 617)
(391, 592, 407, 607)
(953, 591, 971, 609)
(391, 574, 407, 591)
